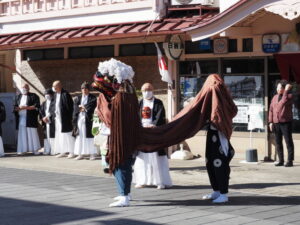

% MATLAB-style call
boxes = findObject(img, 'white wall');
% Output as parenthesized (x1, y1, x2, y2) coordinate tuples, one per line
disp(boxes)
(219, 0, 239, 12)
(0, 8, 156, 34)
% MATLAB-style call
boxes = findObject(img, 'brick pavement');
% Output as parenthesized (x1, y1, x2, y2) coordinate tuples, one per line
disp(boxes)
(0, 166, 300, 225)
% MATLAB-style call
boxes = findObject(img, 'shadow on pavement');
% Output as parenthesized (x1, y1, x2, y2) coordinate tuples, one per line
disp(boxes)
(136, 195, 300, 207)
(231, 182, 300, 189)
(94, 218, 161, 225)
(0, 196, 111, 225)
(169, 166, 206, 171)
(169, 185, 211, 190)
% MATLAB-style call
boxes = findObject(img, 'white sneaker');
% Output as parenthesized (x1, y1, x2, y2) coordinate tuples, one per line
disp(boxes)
(109, 196, 130, 207)
(157, 185, 165, 189)
(67, 154, 75, 159)
(89, 155, 96, 160)
(75, 155, 84, 160)
(114, 194, 132, 201)
(202, 191, 220, 200)
(135, 184, 145, 188)
(56, 153, 66, 158)
(212, 194, 228, 203)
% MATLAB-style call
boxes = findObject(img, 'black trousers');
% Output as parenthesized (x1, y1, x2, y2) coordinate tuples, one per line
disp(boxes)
(206, 128, 234, 194)
(273, 122, 294, 162)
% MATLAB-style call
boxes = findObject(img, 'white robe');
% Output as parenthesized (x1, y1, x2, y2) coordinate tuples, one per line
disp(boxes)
(43, 100, 55, 155)
(17, 95, 41, 153)
(74, 95, 97, 155)
(133, 98, 172, 187)
(0, 136, 4, 157)
(53, 93, 75, 154)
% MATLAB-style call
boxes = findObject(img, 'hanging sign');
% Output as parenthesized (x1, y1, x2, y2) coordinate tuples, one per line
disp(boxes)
(163, 35, 184, 60)
(199, 38, 211, 50)
(213, 38, 228, 54)
(262, 33, 281, 53)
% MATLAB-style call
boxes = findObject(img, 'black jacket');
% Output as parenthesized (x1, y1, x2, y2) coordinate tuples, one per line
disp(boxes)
(72, 94, 97, 138)
(139, 98, 167, 155)
(49, 89, 74, 133)
(39, 100, 55, 138)
(13, 92, 40, 129)
(0, 101, 6, 136)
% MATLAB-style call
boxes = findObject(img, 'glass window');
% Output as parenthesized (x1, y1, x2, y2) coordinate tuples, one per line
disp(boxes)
(23, 50, 44, 61)
(185, 40, 213, 54)
(179, 60, 218, 75)
(120, 44, 144, 56)
(243, 38, 253, 52)
(69, 47, 91, 59)
(92, 45, 114, 58)
(228, 39, 237, 52)
(179, 76, 207, 109)
(144, 43, 158, 56)
(224, 75, 265, 132)
(179, 60, 218, 109)
(223, 59, 264, 74)
(268, 57, 280, 74)
(23, 48, 64, 61)
(44, 48, 64, 60)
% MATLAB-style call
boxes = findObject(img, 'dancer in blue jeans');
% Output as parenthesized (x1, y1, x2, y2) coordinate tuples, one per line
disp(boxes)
(110, 156, 135, 207)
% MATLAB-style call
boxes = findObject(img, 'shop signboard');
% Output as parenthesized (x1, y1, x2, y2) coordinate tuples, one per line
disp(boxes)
(262, 33, 281, 53)
(281, 32, 300, 52)
(213, 38, 228, 54)
(199, 38, 211, 50)
(163, 35, 184, 60)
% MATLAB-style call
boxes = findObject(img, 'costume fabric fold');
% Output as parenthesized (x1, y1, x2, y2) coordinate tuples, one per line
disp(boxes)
(97, 74, 237, 172)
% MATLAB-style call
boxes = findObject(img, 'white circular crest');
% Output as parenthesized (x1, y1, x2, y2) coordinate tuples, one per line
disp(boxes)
(212, 135, 217, 143)
(213, 159, 222, 168)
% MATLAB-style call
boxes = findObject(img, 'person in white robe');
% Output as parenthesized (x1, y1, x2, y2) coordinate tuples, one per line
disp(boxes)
(50, 81, 75, 158)
(40, 88, 55, 155)
(13, 84, 41, 155)
(73, 82, 97, 160)
(133, 83, 172, 189)
(0, 101, 6, 157)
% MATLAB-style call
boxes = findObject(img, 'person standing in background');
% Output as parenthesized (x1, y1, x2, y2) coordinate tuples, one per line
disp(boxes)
(40, 88, 55, 155)
(269, 80, 294, 167)
(50, 80, 75, 158)
(73, 81, 97, 160)
(133, 83, 172, 190)
(13, 84, 41, 155)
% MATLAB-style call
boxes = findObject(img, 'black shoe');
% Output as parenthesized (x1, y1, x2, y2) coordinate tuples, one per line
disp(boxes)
(285, 161, 293, 167)
(275, 162, 284, 166)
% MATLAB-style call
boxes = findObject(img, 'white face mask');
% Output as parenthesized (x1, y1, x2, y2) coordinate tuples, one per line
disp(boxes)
(21, 88, 28, 95)
(45, 95, 51, 101)
(142, 91, 153, 100)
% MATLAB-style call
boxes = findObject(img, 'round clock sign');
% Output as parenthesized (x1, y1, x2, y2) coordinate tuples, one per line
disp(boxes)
(163, 35, 184, 60)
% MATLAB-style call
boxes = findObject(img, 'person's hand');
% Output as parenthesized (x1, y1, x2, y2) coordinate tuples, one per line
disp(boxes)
(19, 106, 27, 110)
(42, 117, 49, 123)
(285, 84, 292, 91)
(269, 123, 273, 132)
(79, 105, 85, 112)
(14, 106, 20, 112)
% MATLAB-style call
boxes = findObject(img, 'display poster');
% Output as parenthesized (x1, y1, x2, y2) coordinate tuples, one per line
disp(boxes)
(233, 106, 248, 124)
(247, 105, 264, 130)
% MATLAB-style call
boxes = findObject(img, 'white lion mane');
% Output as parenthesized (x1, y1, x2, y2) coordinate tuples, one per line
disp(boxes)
(97, 58, 135, 84)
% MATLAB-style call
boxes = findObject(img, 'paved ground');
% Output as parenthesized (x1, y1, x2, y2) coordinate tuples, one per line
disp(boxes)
(0, 154, 300, 225)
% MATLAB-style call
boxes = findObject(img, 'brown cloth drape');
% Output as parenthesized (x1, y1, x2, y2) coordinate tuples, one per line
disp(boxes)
(96, 74, 237, 171)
